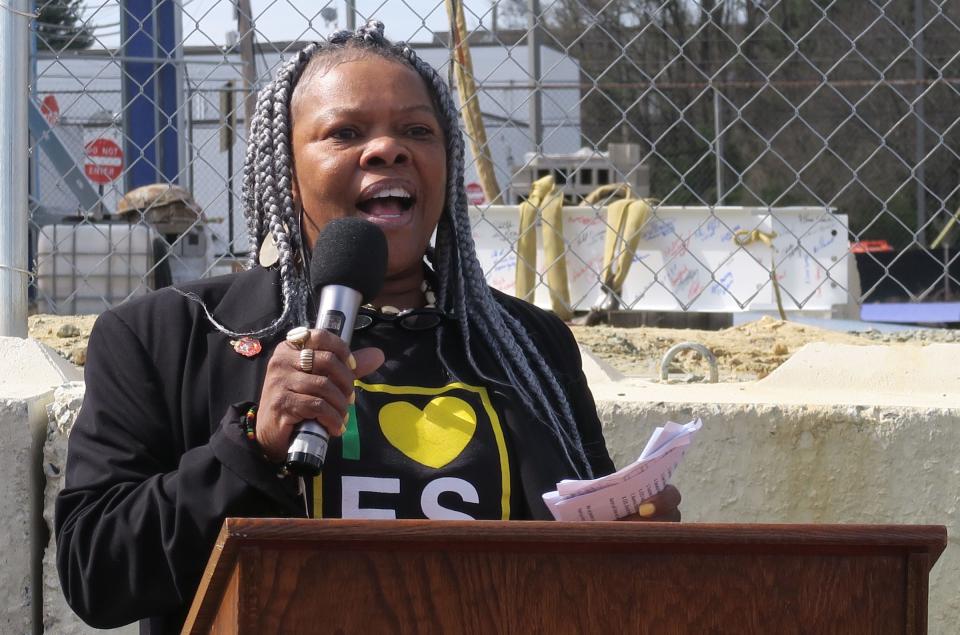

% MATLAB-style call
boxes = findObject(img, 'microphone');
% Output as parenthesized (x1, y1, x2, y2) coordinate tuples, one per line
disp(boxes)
(285, 217, 388, 476)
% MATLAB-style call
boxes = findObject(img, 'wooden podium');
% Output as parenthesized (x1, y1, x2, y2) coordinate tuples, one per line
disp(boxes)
(182, 519, 945, 634)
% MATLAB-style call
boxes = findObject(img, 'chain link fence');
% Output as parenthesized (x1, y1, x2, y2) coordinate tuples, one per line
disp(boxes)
(19, 0, 960, 322)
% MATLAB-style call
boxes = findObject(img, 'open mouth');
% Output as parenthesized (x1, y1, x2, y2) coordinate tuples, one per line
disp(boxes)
(356, 185, 415, 218)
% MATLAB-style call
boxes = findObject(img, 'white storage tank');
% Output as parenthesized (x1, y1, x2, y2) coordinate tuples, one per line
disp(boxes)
(35, 222, 158, 314)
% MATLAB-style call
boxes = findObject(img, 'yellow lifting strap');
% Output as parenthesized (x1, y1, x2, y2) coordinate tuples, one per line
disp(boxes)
(734, 228, 787, 320)
(586, 184, 654, 299)
(582, 183, 634, 206)
(444, 0, 502, 204)
(515, 174, 572, 320)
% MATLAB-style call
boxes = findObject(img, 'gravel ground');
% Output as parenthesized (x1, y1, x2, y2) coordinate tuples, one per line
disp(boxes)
(28, 314, 99, 367)
(857, 327, 960, 344)
(28, 313, 958, 383)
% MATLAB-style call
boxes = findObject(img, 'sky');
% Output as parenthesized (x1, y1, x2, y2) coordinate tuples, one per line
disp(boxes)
(80, 0, 504, 49)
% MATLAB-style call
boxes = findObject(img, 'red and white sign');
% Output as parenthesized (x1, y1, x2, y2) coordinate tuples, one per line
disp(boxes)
(466, 181, 486, 205)
(83, 130, 124, 185)
(40, 95, 60, 127)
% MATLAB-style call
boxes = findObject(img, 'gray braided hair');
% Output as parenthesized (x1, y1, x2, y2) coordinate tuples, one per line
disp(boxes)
(227, 20, 593, 478)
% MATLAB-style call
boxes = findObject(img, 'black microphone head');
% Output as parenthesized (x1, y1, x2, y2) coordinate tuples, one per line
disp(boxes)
(309, 217, 388, 303)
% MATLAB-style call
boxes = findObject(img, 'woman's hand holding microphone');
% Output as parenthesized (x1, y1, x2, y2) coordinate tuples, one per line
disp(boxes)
(255, 327, 384, 463)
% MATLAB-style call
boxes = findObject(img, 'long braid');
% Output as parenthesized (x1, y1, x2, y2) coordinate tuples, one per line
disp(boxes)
(240, 106, 258, 264)
(194, 20, 593, 477)
(269, 47, 315, 327)
(242, 81, 273, 266)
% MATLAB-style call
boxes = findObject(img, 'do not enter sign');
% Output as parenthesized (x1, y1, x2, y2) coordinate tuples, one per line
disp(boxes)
(40, 95, 60, 126)
(466, 182, 486, 205)
(84, 134, 124, 185)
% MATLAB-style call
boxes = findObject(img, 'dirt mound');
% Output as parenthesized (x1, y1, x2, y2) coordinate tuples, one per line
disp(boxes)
(570, 316, 871, 382)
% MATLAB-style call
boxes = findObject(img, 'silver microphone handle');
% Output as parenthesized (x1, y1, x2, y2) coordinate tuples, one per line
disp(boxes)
(314, 285, 361, 346)
(285, 285, 362, 476)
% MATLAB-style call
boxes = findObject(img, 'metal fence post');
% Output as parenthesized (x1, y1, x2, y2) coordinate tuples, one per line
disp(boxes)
(714, 86, 723, 205)
(0, 0, 30, 337)
(346, 0, 356, 32)
(526, 0, 543, 154)
(914, 0, 927, 246)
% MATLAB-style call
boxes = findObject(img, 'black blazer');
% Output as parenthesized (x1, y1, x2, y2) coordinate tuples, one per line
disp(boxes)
(55, 266, 614, 633)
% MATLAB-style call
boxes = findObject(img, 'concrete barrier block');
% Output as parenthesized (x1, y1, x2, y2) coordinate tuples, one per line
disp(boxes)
(0, 398, 33, 634)
(42, 383, 136, 635)
(595, 395, 960, 635)
(0, 337, 81, 400)
(43, 382, 80, 634)
(0, 335, 81, 635)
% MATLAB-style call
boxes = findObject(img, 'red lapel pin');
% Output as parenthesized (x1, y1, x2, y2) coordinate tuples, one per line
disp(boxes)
(230, 337, 262, 358)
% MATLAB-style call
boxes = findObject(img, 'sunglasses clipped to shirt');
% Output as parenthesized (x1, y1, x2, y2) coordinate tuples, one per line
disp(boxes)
(353, 306, 454, 331)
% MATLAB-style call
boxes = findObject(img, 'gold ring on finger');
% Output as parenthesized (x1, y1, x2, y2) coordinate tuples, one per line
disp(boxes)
(286, 326, 310, 350)
(298, 348, 315, 373)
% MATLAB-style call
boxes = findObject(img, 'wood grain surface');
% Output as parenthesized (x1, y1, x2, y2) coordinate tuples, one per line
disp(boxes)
(182, 520, 947, 635)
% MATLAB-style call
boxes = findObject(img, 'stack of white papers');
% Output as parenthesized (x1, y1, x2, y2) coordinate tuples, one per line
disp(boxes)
(542, 418, 703, 521)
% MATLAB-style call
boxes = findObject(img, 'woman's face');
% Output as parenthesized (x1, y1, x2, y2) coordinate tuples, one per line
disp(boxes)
(290, 54, 447, 279)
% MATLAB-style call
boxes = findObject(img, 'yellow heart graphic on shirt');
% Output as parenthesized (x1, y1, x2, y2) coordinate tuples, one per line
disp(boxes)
(378, 397, 477, 469)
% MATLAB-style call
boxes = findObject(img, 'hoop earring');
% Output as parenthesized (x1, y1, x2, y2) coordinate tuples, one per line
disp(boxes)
(298, 205, 311, 270)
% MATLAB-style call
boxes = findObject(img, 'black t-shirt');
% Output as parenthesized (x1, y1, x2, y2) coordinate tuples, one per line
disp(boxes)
(313, 318, 524, 519)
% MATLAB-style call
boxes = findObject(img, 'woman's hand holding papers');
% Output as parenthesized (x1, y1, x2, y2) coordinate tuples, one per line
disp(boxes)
(542, 419, 698, 521)
(617, 485, 682, 522)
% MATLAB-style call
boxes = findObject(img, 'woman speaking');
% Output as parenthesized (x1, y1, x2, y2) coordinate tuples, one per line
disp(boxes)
(55, 21, 679, 633)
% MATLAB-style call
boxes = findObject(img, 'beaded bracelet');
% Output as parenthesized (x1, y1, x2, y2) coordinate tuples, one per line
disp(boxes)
(241, 405, 257, 440)
(238, 404, 293, 480)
